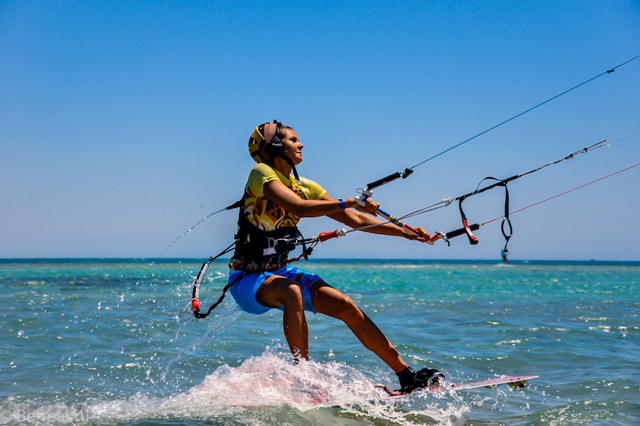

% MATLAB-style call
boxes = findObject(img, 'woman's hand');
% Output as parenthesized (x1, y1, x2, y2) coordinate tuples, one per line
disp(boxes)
(412, 228, 446, 245)
(348, 197, 380, 216)
(406, 226, 434, 244)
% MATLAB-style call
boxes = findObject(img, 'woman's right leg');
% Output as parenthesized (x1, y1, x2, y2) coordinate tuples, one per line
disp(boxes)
(310, 281, 408, 373)
(311, 281, 445, 392)
(256, 275, 309, 362)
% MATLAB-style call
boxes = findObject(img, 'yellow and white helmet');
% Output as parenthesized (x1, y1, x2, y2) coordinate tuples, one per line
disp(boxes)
(248, 120, 283, 163)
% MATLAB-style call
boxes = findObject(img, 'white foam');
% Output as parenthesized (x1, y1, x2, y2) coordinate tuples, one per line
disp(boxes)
(2, 349, 473, 425)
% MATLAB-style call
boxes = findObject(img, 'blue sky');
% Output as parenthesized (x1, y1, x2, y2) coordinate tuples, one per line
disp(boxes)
(1, 0, 639, 260)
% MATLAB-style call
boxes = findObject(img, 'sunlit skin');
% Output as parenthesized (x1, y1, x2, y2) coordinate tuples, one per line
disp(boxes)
(256, 127, 433, 371)
(279, 128, 304, 166)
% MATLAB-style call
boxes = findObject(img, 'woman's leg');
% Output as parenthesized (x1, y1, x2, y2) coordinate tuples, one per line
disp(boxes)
(311, 282, 408, 373)
(256, 275, 309, 362)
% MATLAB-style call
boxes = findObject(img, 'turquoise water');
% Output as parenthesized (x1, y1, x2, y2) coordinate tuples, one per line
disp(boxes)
(1, 259, 638, 425)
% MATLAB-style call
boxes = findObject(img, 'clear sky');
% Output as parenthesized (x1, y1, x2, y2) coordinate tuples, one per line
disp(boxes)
(1, 0, 639, 261)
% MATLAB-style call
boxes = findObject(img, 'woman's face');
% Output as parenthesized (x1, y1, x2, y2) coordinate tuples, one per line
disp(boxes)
(280, 128, 304, 165)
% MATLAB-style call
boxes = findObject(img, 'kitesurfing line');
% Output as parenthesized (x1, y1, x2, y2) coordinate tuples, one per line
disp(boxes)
(192, 160, 640, 318)
(306, 158, 640, 249)
(176, 125, 637, 273)
(179, 124, 637, 259)
(398, 125, 640, 222)
(184, 54, 640, 317)
(168, 56, 639, 253)
(481, 162, 640, 226)
(364, 53, 640, 192)
(190, 131, 638, 318)
(354, 125, 640, 255)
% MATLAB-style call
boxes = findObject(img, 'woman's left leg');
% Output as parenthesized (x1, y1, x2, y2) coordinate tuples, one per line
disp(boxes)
(310, 281, 408, 373)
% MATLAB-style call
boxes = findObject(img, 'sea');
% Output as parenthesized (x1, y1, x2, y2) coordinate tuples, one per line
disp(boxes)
(0, 258, 638, 425)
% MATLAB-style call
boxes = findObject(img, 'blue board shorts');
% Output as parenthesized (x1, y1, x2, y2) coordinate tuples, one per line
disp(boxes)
(228, 265, 324, 315)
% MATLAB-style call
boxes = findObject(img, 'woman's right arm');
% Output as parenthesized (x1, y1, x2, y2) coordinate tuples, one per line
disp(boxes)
(262, 179, 379, 218)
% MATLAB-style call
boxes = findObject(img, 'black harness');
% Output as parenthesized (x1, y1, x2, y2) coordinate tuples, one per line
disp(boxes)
(231, 212, 305, 271)
(191, 196, 310, 319)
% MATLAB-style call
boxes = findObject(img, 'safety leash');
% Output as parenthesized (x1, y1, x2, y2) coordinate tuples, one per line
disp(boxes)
(190, 242, 236, 319)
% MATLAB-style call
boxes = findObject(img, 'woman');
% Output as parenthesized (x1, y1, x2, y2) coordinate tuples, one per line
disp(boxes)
(228, 120, 444, 393)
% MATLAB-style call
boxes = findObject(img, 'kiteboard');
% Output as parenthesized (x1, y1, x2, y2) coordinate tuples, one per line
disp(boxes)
(375, 375, 539, 398)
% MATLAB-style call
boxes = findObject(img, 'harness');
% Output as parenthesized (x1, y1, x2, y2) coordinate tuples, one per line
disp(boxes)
(230, 211, 307, 272)
(191, 194, 318, 319)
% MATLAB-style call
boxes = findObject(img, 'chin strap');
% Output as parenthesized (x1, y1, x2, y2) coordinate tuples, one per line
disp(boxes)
(279, 152, 300, 183)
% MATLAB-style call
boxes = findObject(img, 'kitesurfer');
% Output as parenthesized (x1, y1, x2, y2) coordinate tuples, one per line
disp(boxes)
(228, 120, 444, 392)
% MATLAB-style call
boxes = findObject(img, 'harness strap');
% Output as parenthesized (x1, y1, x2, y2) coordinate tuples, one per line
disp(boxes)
(467, 177, 513, 255)
(500, 182, 513, 259)
(458, 197, 479, 245)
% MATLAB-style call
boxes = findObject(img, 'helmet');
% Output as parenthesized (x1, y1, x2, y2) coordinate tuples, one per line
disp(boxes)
(248, 120, 284, 163)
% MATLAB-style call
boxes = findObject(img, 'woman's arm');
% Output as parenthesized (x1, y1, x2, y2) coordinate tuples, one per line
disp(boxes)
(262, 179, 379, 218)
(323, 194, 431, 242)
(263, 179, 430, 241)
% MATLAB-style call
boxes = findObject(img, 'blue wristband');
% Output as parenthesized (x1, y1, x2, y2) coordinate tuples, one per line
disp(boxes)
(338, 199, 346, 211)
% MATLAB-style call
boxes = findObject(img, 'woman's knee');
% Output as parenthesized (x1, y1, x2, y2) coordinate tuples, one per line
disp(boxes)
(326, 293, 362, 321)
(257, 276, 304, 309)
(281, 283, 304, 309)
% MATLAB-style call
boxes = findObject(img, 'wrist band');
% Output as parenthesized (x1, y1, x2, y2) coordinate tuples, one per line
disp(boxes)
(338, 199, 346, 211)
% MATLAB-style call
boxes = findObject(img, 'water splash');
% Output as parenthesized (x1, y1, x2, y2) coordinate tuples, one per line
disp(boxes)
(156, 349, 470, 425)
(162, 297, 242, 376)
(162, 207, 229, 254)
(1, 349, 475, 425)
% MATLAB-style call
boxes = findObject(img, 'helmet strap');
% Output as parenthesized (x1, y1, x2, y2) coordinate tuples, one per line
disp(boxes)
(278, 150, 300, 183)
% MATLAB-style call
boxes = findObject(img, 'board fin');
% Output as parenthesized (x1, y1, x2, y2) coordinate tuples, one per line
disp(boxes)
(506, 379, 529, 389)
